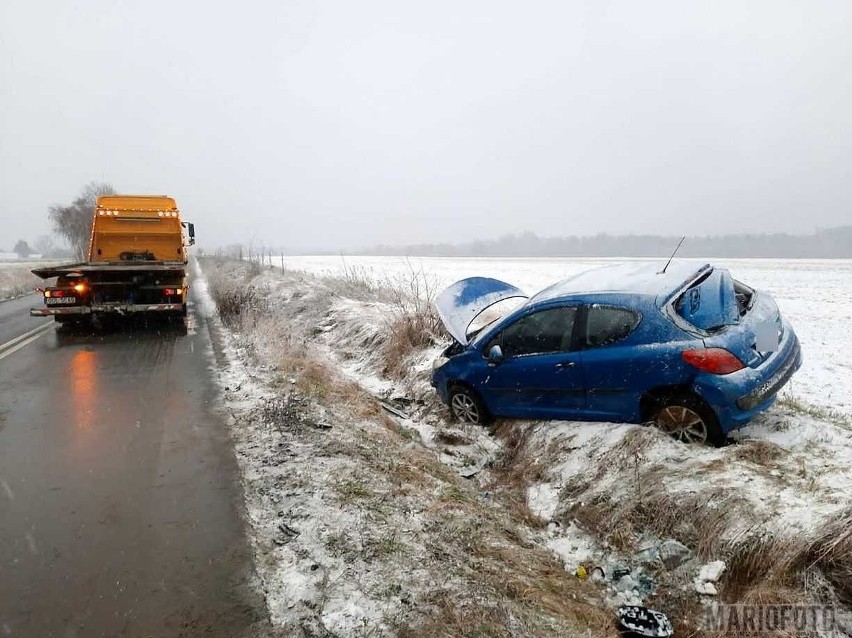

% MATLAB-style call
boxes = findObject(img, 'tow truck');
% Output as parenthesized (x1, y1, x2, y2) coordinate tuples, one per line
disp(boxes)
(30, 195, 195, 324)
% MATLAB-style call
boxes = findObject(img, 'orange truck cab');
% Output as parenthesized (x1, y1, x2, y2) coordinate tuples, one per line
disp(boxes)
(31, 195, 196, 324)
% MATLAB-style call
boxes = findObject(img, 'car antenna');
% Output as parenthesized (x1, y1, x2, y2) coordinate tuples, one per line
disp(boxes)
(659, 236, 686, 274)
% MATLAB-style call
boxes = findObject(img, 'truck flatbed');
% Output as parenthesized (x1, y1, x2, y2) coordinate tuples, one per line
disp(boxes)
(31, 261, 187, 279)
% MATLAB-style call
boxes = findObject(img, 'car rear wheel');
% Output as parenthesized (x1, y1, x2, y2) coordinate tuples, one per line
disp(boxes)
(651, 395, 724, 446)
(449, 385, 492, 425)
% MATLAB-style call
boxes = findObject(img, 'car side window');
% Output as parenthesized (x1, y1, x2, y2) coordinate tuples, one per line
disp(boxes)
(584, 306, 640, 348)
(488, 307, 577, 358)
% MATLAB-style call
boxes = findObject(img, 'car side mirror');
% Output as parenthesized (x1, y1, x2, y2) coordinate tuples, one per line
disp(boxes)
(487, 344, 504, 365)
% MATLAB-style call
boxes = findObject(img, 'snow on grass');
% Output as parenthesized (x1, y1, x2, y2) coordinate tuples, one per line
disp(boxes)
(0, 262, 46, 300)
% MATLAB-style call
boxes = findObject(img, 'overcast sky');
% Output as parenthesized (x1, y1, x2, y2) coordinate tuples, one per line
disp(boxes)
(1, 1, 850, 252)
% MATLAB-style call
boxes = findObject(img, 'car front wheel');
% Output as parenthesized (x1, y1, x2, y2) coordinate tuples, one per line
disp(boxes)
(651, 395, 724, 446)
(448, 385, 492, 425)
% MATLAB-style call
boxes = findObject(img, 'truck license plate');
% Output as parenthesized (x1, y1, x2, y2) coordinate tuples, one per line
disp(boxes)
(46, 297, 77, 305)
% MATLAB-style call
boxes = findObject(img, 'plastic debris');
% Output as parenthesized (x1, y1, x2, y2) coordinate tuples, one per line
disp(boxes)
(699, 560, 726, 582)
(616, 605, 674, 637)
(612, 567, 631, 580)
(694, 560, 726, 595)
(659, 539, 691, 569)
(575, 565, 588, 580)
(633, 544, 661, 565)
(616, 575, 637, 593)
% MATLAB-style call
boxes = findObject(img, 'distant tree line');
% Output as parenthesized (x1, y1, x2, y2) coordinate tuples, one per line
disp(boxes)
(4, 236, 70, 259)
(362, 227, 852, 259)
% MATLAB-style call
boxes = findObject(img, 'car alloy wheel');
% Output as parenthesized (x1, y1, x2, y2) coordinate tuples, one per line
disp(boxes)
(654, 405, 709, 444)
(451, 392, 481, 424)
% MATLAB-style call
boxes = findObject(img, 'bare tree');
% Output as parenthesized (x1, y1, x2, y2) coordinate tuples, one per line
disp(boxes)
(48, 182, 116, 260)
(34, 234, 57, 257)
(13, 239, 33, 258)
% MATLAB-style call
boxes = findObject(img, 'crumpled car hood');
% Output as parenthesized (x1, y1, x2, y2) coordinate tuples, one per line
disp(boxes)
(435, 277, 528, 345)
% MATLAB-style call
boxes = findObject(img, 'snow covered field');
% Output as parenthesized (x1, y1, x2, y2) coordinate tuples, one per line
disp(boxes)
(280, 255, 852, 417)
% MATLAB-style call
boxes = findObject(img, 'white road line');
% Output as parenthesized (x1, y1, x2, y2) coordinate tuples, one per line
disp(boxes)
(0, 322, 52, 360)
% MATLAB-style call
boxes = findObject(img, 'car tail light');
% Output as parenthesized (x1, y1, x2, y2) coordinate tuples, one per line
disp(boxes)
(45, 290, 65, 298)
(73, 283, 86, 294)
(682, 348, 745, 374)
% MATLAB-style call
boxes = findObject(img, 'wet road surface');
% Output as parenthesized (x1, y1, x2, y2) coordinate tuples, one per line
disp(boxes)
(0, 287, 269, 636)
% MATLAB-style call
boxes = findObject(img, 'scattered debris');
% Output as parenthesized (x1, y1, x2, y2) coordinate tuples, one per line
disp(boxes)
(658, 539, 691, 570)
(458, 462, 486, 478)
(616, 605, 674, 637)
(632, 544, 660, 565)
(273, 522, 300, 545)
(378, 400, 411, 420)
(694, 560, 726, 595)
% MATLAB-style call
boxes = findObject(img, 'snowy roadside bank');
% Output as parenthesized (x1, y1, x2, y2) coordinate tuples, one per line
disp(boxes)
(195, 258, 614, 637)
(198, 256, 852, 637)
(0, 263, 43, 301)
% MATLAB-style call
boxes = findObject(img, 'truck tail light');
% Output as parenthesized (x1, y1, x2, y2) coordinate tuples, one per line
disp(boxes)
(682, 348, 745, 375)
(164, 288, 176, 296)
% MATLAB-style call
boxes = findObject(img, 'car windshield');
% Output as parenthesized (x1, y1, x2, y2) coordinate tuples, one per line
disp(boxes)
(467, 297, 527, 339)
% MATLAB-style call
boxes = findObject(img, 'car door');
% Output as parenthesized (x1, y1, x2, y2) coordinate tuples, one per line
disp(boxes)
(478, 305, 584, 418)
(577, 305, 644, 420)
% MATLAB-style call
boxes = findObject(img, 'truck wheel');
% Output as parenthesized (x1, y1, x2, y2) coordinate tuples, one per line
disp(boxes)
(181, 303, 188, 317)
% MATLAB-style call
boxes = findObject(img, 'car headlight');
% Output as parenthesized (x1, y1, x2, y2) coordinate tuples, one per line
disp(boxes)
(432, 355, 450, 371)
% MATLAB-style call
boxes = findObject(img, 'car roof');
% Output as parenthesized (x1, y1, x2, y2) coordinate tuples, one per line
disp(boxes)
(528, 261, 711, 305)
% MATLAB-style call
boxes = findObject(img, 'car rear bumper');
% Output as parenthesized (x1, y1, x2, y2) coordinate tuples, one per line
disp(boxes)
(695, 323, 802, 432)
(736, 343, 802, 411)
(31, 303, 184, 316)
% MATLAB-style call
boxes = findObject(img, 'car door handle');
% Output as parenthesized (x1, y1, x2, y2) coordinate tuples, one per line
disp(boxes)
(555, 361, 576, 370)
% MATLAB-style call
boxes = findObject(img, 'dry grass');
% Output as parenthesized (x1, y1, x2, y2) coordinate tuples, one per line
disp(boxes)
(805, 509, 852, 605)
(729, 439, 789, 466)
(568, 473, 752, 557)
(777, 395, 852, 427)
(381, 312, 441, 379)
(720, 533, 806, 603)
(487, 423, 551, 528)
(435, 429, 473, 446)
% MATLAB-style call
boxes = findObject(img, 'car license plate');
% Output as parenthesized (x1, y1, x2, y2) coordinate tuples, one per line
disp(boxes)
(46, 297, 77, 305)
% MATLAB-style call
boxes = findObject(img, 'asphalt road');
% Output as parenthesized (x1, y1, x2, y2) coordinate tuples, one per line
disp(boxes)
(0, 287, 269, 636)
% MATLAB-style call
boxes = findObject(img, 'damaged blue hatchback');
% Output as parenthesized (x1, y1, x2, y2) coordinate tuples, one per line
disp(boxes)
(430, 262, 801, 445)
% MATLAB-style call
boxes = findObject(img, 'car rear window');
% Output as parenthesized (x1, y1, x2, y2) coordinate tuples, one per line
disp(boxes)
(674, 268, 741, 331)
(584, 306, 640, 347)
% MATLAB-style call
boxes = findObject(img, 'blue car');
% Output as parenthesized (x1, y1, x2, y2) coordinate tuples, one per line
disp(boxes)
(430, 262, 801, 445)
